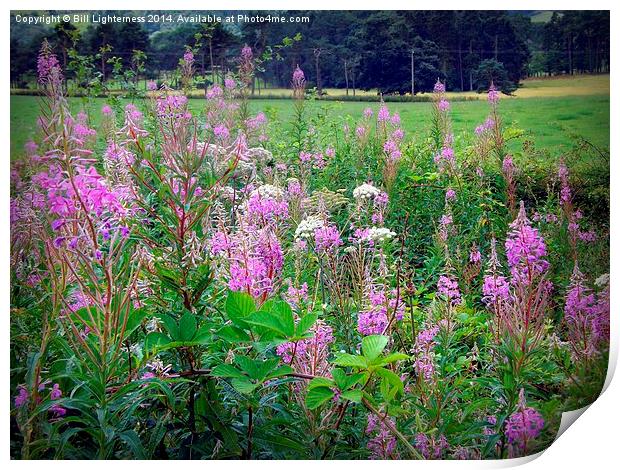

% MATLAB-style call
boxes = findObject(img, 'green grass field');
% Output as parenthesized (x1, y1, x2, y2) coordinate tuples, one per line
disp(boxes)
(10, 75, 609, 159)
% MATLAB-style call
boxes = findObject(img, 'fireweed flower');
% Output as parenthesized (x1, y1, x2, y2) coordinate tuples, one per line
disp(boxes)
(469, 247, 482, 264)
(445, 188, 456, 202)
(314, 225, 343, 253)
(482, 238, 511, 305)
(488, 84, 500, 104)
(213, 124, 230, 140)
(434, 146, 456, 172)
(283, 281, 309, 310)
(505, 202, 549, 284)
(14, 386, 28, 408)
(224, 77, 236, 90)
(366, 413, 399, 459)
(413, 325, 440, 383)
(377, 104, 390, 123)
(505, 389, 544, 457)
(564, 263, 610, 359)
(437, 275, 462, 305)
(276, 318, 334, 378)
(415, 433, 449, 459)
(357, 285, 404, 335)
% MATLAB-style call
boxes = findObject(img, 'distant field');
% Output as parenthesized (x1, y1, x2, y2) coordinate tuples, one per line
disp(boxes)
(10, 75, 609, 159)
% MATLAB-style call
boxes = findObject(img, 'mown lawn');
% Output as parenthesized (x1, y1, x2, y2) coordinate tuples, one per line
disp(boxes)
(10, 79, 609, 160)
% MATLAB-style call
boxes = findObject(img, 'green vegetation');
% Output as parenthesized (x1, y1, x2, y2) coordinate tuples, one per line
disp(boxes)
(10, 77, 610, 159)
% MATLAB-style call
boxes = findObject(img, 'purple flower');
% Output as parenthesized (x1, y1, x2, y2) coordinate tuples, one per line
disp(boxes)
(377, 104, 390, 123)
(433, 80, 446, 93)
(314, 225, 342, 253)
(14, 386, 28, 408)
(437, 275, 462, 305)
(366, 413, 399, 459)
(469, 248, 481, 264)
(488, 84, 500, 104)
(505, 202, 549, 284)
(213, 124, 230, 140)
(224, 77, 236, 90)
(505, 390, 544, 457)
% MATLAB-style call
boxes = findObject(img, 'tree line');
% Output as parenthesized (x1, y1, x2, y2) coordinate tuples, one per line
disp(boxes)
(10, 10, 610, 94)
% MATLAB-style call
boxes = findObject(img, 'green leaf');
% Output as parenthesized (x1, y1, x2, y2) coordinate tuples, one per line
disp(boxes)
(331, 368, 347, 389)
(225, 291, 256, 328)
(308, 377, 335, 389)
(211, 364, 245, 379)
(118, 430, 146, 459)
(376, 367, 404, 396)
(296, 312, 318, 335)
(305, 386, 335, 410)
(178, 311, 197, 342)
(234, 355, 265, 380)
(144, 332, 171, 352)
(340, 389, 362, 403)
(193, 325, 213, 344)
(160, 314, 179, 340)
(379, 353, 409, 365)
(123, 308, 148, 338)
(245, 310, 289, 337)
(266, 365, 294, 380)
(231, 378, 259, 394)
(332, 353, 368, 369)
(217, 325, 251, 342)
(362, 335, 389, 362)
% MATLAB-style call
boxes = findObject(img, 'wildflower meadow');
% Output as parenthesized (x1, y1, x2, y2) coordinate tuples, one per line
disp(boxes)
(9, 14, 611, 460)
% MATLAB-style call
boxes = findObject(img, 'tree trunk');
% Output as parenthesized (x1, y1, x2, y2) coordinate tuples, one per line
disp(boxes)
(344, 59, 349, 96)
(314, 48, 322, 96)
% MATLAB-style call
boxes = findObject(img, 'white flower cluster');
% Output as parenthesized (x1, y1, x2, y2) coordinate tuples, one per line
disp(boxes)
(595, 273, 610, 287)
(367, 227, 396, 242)
(353, 183, 381, 200)
(253, 184, 284, 199)
(295, 215, 324, 239)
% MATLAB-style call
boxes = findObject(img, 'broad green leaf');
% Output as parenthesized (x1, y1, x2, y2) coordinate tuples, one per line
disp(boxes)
(245, 310, 289, 337)
(332, 353, 368, 369)
(144, 332, 171, 352)
(234, 355, 261, 380)
(340, 389, 362, 403)
(272, 301, 295, 337)
(217, 325, 251, 342)
(266, 365, 294, 380)
(376, 367, 404, 396)
(231, 378, 259, 394)
(211, 364, 245, 379)
(160, 314, 179, 340)
(362, 335, 389, 362)
(379, 353, 409, 365)
(308, 377, 334, 389)
(178, 311, 197, 341)
(305, 386, 334, 410)
(225, 291, 256, 327)
(331, 368, 347, 389)
(296, 312, 318, 336)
